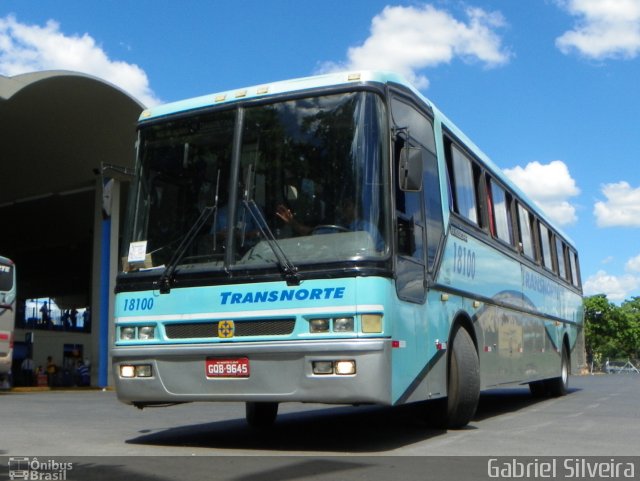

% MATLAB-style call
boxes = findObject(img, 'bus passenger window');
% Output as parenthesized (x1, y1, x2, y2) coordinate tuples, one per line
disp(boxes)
(450, 145, 478, 225)
(556, 237, 567, 280)
(569, 250, 580, 287)
(489, 179, 513, 245)
(517, 204, 535, 259)
(539, 223, 553, 270)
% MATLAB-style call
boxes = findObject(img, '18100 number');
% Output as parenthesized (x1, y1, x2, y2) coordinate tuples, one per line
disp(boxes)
(123, 297, 154, 311)
(453, 242, 476, 280)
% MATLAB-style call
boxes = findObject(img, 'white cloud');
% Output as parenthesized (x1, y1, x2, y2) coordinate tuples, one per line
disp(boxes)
(503, 160, 580, 225)
(593, 181, 640, 227)
(318, 4, 511, 89)
(556, 0, 640, 59)
(626, 254, 640, 272)
(0, 15, 159, 106)
(583, 270, 640, 301)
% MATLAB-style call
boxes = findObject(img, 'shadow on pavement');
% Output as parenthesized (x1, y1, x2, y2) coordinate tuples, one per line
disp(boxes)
(126, 386, 578, 453)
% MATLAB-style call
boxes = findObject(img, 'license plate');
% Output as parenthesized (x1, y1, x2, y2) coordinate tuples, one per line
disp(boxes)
(205, 357, 250, 378)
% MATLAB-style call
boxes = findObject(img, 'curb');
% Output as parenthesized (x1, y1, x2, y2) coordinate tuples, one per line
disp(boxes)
(6, 386, 114, 393)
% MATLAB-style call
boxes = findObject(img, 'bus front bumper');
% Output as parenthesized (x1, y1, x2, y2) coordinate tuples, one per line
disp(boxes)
(112, 339, 391, 406)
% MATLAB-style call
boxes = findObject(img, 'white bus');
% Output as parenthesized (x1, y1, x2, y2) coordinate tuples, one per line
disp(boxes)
(0, 255, 16, 388)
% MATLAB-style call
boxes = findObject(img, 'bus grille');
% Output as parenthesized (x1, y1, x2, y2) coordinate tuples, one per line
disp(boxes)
(164, 319, 296, 339)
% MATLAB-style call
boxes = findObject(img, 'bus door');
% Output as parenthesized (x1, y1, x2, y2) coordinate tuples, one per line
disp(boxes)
(390, 95, 443, 401)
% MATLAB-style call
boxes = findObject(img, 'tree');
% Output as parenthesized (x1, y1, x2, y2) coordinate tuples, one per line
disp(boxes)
(584, 294, 640, 364)
(618, 297, 640, 359)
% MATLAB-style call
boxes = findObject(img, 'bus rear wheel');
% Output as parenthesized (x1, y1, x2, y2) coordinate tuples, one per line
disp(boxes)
(426, 326, 480, 429)
(245, 401, 278, 428)
(545, 346, 569, 397)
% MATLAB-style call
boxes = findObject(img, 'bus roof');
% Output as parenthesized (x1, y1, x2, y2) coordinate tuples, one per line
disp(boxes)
(138, 70, 575, 248)
(139, 71, 414, 121)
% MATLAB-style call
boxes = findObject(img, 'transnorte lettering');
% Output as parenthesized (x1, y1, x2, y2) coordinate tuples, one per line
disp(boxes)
(220, 287, 346, 305)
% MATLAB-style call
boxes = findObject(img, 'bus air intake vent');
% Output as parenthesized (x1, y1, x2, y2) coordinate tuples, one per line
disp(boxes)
(164, 319, 296, 339)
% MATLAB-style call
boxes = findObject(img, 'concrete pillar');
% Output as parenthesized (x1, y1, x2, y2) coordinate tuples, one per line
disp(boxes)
(91, 178, 102, 387)
(91, 176, 120, 387)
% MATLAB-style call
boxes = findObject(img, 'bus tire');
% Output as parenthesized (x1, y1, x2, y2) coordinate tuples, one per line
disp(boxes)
(546, 346, 569, 397)
(427, 326, 480, 429)
(446, 327, 480, 428)
(245, 401, 278, 428)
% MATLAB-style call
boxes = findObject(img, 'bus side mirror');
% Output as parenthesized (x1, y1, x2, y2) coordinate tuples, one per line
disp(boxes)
(399, 147, 423, 192)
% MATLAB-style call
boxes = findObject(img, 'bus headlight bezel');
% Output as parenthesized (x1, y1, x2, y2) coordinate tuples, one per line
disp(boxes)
(309, 318, 331, 333)
(138, 326, 156, 340)
(120, 327, 136, 341)
(333, 317, 355, 333)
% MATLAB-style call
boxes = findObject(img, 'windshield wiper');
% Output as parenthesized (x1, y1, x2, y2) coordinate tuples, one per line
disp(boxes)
(156, 204, 217, 294)
(157, 168, 221, 294)
(241, 163, 299, 286)
(242, 199, 300, 286)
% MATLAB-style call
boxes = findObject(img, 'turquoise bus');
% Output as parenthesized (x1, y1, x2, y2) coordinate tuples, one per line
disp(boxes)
(112, 71, 583, 428)
(0, 255, 16, 388)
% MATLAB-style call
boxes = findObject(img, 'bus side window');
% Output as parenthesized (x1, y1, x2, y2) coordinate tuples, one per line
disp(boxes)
(517, 203, 535, 260)
(423, 148, 444, 271)
(555, 236, 567, 280)
(448, 144, 479, 226)
(391, 97, 434, 262)
(395, 136, 424, 259)
(569, 250, 581, 287)
(539, 222, 553, 271)
(489, 178, 514, 246)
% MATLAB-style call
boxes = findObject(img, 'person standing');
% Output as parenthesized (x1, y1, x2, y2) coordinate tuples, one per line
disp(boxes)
(21, 356, 34, 386)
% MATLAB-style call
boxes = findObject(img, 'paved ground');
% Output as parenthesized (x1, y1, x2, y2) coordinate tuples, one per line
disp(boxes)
(1, 374, 638, 480)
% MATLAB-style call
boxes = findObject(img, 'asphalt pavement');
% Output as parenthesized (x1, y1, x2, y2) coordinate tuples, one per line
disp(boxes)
(1, 374, 639, 480)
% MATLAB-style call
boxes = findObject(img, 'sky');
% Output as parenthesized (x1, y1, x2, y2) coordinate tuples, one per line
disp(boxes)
(1, 0, 639, 302)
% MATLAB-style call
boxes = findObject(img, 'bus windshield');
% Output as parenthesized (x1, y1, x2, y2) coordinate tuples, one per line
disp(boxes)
(125, 90, 389, 274)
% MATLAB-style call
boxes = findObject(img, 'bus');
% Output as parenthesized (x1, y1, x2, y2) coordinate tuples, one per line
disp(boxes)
(0, 255, 16, 388)
(112, 71, 583, 428)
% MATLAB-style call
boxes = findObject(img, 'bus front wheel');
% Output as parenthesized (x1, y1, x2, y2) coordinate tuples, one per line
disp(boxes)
(426, 326, 480, 429)
(245, 401, 278, 428)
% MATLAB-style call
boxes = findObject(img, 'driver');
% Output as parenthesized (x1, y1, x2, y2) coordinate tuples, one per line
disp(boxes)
(276, 198, 383, 250)
(275, 204, 313, 235)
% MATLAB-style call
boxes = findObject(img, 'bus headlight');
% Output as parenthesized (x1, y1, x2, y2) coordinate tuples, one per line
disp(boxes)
(138, 326, 156, 340)
(135, 365, 153, 377)
(120, 327, 136, 341)
(120, 364, 153, 378)
(312, 361, 334, 375)
(333, 317, 354, 332)
(335, 360, 356, 375)
(310, 318, 330, 333)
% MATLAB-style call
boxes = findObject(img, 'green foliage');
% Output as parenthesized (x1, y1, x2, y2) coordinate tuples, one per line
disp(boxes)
(584, 295, 640, 363)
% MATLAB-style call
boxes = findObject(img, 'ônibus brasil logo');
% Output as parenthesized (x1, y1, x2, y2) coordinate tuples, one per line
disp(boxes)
(8, 457, 73, 480)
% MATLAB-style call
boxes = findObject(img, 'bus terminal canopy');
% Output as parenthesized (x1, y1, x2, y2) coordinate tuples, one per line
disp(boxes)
(0, 71, 144, 301)
(0, 71, 143, 206)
